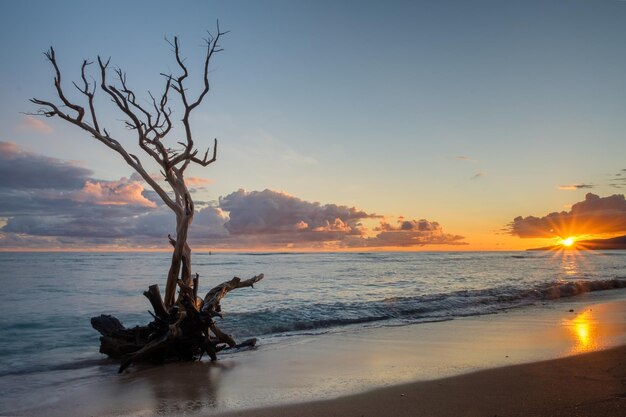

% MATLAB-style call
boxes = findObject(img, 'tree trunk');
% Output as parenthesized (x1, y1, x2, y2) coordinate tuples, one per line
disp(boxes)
(164, 191, 194, 307)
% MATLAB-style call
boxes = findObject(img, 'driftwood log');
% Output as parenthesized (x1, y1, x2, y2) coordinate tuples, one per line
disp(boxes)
(91, 273, 263, 373)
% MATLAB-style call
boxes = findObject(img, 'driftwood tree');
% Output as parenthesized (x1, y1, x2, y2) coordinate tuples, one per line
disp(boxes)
(31, 27, 263, 372)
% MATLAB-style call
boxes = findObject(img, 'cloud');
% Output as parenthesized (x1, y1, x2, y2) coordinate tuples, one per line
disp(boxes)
(124, 205, 229, 243)
(509, 193, 626, 238)
(129, 172, 212, 193)
(0, 142, 167, 245)
(558, 184, 594, 190)
(72, 178, 157, 208)
(0, 143, 464, 250)
(376, 219, 443, 232)
(0, 141, 92, 190)
(185, 177, 213, 187)
(129, 172, 162, 183)
(354, 219, 465, 247)
(220, 189, 374, 237)
(15, 116, 54, 134)
(216, 189, 465, 248)
(0, 143, 226, 247)
(190, 207, 230, 238)
(0, 141, 21, 157)
(456, 155, 472, 161)
(609, 170, 626, 189)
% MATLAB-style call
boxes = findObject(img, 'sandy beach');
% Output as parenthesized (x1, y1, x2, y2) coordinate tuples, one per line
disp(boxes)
(218, 345, 626, 417)
(217, 292, 626, 417)
(12, 289, 626, 417)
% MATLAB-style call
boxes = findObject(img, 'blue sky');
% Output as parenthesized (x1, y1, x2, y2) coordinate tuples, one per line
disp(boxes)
(1, 0, 626, 250)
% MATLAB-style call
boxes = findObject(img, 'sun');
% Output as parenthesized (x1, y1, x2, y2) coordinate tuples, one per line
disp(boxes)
(561, 237, 575, 247)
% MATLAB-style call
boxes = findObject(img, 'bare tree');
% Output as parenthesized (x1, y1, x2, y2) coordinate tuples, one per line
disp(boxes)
(32, 27, 224, 307)
(31, 26, 263, 371)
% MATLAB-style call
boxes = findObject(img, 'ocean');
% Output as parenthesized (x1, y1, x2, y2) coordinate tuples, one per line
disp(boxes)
(1, 250, 625, 413)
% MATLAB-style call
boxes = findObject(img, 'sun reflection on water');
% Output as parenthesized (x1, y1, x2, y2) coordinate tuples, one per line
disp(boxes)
(559, 251, 580, 277)
(563, 310, 599, 354)
(550, 242, 598, 281)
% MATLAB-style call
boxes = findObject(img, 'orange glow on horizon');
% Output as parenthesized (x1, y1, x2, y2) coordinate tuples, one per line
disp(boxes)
(0, 233, 612, 253)
(0, 239, 583, 253)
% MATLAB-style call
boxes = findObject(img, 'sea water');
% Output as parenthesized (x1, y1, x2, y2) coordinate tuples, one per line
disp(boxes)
(0, 250, 625, 412)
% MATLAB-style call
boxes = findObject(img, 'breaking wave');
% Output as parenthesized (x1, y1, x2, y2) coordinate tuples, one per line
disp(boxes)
(224, 278, 626, 337)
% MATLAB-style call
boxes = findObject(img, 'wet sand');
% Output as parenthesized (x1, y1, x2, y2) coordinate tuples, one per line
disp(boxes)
(218, 344, 626, 417)
(12, 290, 626, 417)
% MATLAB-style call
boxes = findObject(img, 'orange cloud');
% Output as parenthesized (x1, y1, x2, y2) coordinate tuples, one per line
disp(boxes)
(185, 176, 213, 187)
(0, 141, 21, 157)
(558, 184, 594, 190)
(360, 218, 465, 247)
(509, 193, 626, 238)
(72, 178, 156, 208)
(129, 172, 212, 189)
(16, 116, 54, 134)
(312, 218, 353, 233)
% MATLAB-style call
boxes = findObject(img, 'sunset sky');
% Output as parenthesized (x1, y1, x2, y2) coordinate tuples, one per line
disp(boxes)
(1, 0, 626, 251)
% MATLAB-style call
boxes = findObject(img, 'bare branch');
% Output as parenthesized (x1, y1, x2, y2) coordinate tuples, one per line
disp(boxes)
(189, 138, 218, 167)
(78, 60, 100, 132)
(32, 53, 179, 213)
(44, 47, 86, 122)
(168, 23, 226, 168)
(31, 28, 226, 230)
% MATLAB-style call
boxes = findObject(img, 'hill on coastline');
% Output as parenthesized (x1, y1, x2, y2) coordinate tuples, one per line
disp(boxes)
(527, 235, 626, 251)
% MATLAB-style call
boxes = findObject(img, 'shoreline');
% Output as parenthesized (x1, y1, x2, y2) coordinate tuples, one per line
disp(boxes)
(218, 344, 626, 417)
(9, 289, 626, 417)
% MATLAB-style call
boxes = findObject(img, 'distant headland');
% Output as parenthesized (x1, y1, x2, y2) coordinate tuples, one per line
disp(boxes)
(527, 235, 626, 251)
